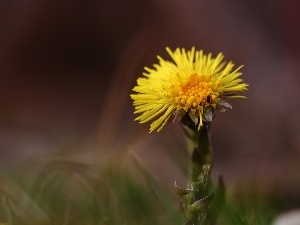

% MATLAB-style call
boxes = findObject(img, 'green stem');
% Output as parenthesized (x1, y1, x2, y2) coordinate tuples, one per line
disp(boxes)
(179, 115, 214, 225)
(181, 120, 212, 180)
(192, 125, 212, 180)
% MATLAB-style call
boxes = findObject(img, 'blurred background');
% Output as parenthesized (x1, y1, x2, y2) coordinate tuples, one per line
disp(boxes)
(0, 0, 300, 224)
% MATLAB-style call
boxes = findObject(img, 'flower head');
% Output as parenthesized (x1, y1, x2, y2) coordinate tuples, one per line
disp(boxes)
(131, 47, 248, 132)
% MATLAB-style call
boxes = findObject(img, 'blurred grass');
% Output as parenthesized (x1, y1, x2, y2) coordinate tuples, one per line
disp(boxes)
(0, 152, 183, 225)
(0, 148, 296, 225)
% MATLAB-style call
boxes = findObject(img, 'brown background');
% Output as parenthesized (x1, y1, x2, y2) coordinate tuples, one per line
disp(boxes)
(0, 0, 300, 196)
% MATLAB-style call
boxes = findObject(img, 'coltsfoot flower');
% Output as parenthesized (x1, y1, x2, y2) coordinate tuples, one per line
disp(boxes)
(131, 47, 248, 132)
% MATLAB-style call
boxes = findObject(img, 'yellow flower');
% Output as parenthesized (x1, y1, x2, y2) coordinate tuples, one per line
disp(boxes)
(131, 47, 248, 132)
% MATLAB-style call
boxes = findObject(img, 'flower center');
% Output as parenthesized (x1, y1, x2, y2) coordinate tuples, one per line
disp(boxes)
(170, 73, 220, 112)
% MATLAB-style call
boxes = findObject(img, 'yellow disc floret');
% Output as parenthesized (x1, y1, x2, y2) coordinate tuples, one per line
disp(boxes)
(170, 73, 221, 113)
